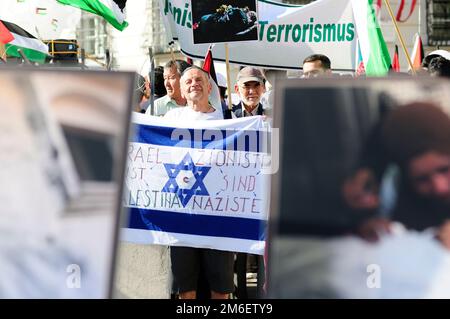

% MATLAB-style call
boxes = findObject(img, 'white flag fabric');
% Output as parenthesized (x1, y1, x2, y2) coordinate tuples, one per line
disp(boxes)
(122, 113, 271, 255)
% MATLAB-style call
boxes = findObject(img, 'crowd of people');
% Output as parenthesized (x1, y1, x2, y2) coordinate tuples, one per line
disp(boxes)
(133, 49, 450, 300)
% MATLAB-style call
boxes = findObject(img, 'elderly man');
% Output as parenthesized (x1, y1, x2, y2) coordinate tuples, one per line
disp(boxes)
(301, 54, 332, 78)
(231, 66, 267, 298)
(164, 66, 232, 299)
(232, 66, 266, 118)
(165, 66, 223, 120)
(146, 60, 190, 116)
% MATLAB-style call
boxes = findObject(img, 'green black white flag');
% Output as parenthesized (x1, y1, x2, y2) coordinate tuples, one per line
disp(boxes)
(1, 20, 49, 63)
(57, 0, 128, 31)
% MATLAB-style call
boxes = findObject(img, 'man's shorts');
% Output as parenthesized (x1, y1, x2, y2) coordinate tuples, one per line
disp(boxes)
(171, 246, 235, 294)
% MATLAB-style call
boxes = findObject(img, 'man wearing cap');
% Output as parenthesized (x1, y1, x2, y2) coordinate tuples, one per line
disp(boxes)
(231, 66, 267, 298)
(422, 50, 450, 69)
(232, 66, 266, 118)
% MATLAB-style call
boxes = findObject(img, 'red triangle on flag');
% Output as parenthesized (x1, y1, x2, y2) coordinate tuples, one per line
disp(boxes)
(392, 45, 400, 72)
(0, 20, 14, 44)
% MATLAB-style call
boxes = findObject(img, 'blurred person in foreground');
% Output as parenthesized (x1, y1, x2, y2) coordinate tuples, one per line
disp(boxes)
(345, 102, 450, 248)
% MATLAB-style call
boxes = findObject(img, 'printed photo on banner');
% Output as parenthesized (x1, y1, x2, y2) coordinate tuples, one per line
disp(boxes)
(269, 77, 450, 298)
(161, 0, 357, 71)
(191, 0, 258, 44)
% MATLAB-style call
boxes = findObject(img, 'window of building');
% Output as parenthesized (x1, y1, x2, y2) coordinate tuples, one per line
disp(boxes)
(427, 0, 450, 46)
(76, 15, 109, 59)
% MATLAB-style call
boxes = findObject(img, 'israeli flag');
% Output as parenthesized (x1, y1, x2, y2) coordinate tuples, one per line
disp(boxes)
(121, 113, 270, 255)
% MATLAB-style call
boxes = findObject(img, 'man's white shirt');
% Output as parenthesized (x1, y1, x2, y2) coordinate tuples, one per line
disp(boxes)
(164, 105, 224, 121)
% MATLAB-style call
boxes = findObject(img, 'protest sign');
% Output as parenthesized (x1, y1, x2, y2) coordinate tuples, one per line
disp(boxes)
(122, 113, 271, 255)
(160, 0, 356, 71)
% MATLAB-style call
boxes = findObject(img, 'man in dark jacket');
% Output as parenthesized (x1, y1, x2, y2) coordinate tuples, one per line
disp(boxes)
(231, 66, 266, 298)
(232, 66, 266, 118)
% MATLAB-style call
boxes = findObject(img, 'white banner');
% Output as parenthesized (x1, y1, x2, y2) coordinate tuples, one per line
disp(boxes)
(122, 113, 271, 255)
(159, 0, 356, 71)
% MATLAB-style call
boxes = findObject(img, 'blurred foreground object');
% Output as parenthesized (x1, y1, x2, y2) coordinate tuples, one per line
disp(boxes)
(0, 68, 134, 298)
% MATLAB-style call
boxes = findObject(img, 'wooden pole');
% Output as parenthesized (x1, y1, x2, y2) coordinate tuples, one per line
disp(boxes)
(0, 42, 6, 62)
(148, 47, 155, 116)
(383, 0, 416, 74)
(225, 43, 232, 110)
(169, 41, 175, 62)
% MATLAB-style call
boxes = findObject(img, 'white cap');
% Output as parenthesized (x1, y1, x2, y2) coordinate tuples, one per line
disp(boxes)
(427, 50, 450, 61)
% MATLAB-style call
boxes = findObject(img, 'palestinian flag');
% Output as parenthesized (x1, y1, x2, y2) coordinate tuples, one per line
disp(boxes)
(202, 45, 222, 111)
(202, 46, 218, 84)
(57, 0, 128, 31)
(0, 20, 14, 44)
(0, 20, 49, 64)
(351, 0, 391, 76)
(35, 7, 48, 15)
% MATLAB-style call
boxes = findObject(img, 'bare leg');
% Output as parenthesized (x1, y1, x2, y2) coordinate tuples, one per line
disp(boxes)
(211, 291, 229, 299)
(179, 290, 196, 299)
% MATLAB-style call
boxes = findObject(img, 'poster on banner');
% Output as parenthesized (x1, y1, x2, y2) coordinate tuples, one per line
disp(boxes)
(191, 0, 258, 44)
(159, 0, 357, 71)
(122, 113, 271, 255)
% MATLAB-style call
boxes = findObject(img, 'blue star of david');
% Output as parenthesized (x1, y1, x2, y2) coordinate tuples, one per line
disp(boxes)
(162, 153, 211, 207)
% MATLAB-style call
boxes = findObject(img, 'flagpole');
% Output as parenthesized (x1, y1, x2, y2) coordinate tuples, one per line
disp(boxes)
(17, 48, 32, 65)
(0, 42, 6, 62)
(354, 38, 359, 76)
(383, 0, 415, 74)
(224, 43, 232, 110)
(169, 41, 175, 62)
(148, 47, 155, 116)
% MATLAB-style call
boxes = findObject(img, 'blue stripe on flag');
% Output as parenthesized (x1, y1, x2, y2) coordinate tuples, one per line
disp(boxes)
(126, 207, 266, 241)
(132, 124, 264, 152)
